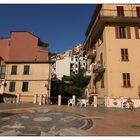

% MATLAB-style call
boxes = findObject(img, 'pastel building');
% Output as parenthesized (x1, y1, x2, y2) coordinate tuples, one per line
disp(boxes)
(51, 44, 87, 80)
(0, 57, 5, 95)
(0, 31, 51, 103)
(84, 4, 140, 107)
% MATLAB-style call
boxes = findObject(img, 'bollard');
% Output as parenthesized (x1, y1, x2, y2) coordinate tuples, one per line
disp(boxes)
(107, 96, 110, 107)
(120, 96, 124, 109)
(39, 94, 42, 105)
(72, 95, 76, 106)
(16, 94, 20, 103)
(33, 94, 37, 104)
(94, 96, 97, 107)
(58, 95, 61, 106)
(104, 96, 107, 107)
(43, 95, 46, 104)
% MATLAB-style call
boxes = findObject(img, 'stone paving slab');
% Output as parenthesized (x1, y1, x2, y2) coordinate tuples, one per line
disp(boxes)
(0, 103, 140, 136)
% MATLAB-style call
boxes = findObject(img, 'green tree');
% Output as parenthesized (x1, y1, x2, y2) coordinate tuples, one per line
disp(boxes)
(62, 69, 90, 98)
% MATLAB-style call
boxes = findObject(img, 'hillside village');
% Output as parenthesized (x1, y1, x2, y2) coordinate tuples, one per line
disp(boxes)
(1, 4, 140, 108)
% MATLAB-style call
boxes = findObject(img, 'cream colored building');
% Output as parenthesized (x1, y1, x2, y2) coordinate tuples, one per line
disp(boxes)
(4, 62, 51, 103)
(84, 4, 140, 107)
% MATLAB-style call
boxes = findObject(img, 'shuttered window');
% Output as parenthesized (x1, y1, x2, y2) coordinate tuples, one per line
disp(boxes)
(136, 7, 140, 17)
(135, 27, 140, 39)
(115, 26, 131, 39)
(11, 65, 17, 75)
(126, 26, 131, 39)
(9, 81, 16, 92)
(23, 65, 30, 75)
(119, 27, 126, 38)
(117, 6, 124, 16)
(22, 82, 29, 92)
(122, 73, 131, 87)
(0, 66, 6, 79)
(121, 49, 129, 61)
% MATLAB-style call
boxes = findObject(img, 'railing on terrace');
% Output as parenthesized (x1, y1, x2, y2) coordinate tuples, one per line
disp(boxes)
(87, 9, 140, 42)
(100, 9, 139, 17)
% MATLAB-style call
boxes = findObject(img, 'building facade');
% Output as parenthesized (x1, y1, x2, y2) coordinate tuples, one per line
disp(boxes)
(84, 4, 140, 105)
(0, 57, 5, 95)
(0, 31, 51, 103)
(51, 44, 87, 80)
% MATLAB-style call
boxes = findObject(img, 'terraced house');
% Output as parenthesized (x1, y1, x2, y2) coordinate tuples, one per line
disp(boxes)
(0, 31, 51, 103)
(84, 4, 140, 107)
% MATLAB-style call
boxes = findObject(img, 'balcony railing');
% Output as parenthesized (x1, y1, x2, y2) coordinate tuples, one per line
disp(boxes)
(89, 9, 140, 36)
(100, 9, 139, 18)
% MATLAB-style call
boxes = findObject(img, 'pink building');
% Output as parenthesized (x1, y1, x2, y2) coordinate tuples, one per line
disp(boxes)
(0, 31, 48, 62)
(0, 31, 51, 103)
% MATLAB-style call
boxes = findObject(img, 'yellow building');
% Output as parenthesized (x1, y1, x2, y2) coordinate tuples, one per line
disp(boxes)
(84, 4, 140, 107)
(4, 62, 51, 103)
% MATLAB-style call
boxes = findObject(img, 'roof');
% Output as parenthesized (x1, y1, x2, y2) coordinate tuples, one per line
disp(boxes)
(5, 60, 54, 64)
(10, 30, 40, 39)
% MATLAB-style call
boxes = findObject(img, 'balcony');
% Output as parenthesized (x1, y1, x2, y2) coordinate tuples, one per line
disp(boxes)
(100, 9, 139, 18)
(87, 50, 96, 60)
(88, 9, 140, 42)
(93, 64, 105, 82)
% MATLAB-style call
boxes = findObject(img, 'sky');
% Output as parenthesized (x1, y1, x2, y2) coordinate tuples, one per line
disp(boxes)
(0, 4, 96, 53)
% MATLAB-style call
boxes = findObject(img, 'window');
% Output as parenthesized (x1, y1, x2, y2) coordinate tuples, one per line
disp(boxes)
(135, 27, 140, 39)
(11, 65, 17, 75)
(100, 53, 103, 66)
(22, 82, 29, 92)
(101, 75, 104, 88)
(75, 57, 78, 61)
(117, 6, 124, 16)
(0, 66, 6, 79)
(122, 73, 131, 87)
(121, 49, 129, 61)
(71, 56, 73, 61)
(23, 65, 30, 75)
(9, 81, 16, 92)
(136, 7, 140, 17)
(115, 26, 131, 39)
(119, 27, 126, 38)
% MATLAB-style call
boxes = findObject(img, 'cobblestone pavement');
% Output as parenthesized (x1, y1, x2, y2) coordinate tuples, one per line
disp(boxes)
(0, 103, 140, 136)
